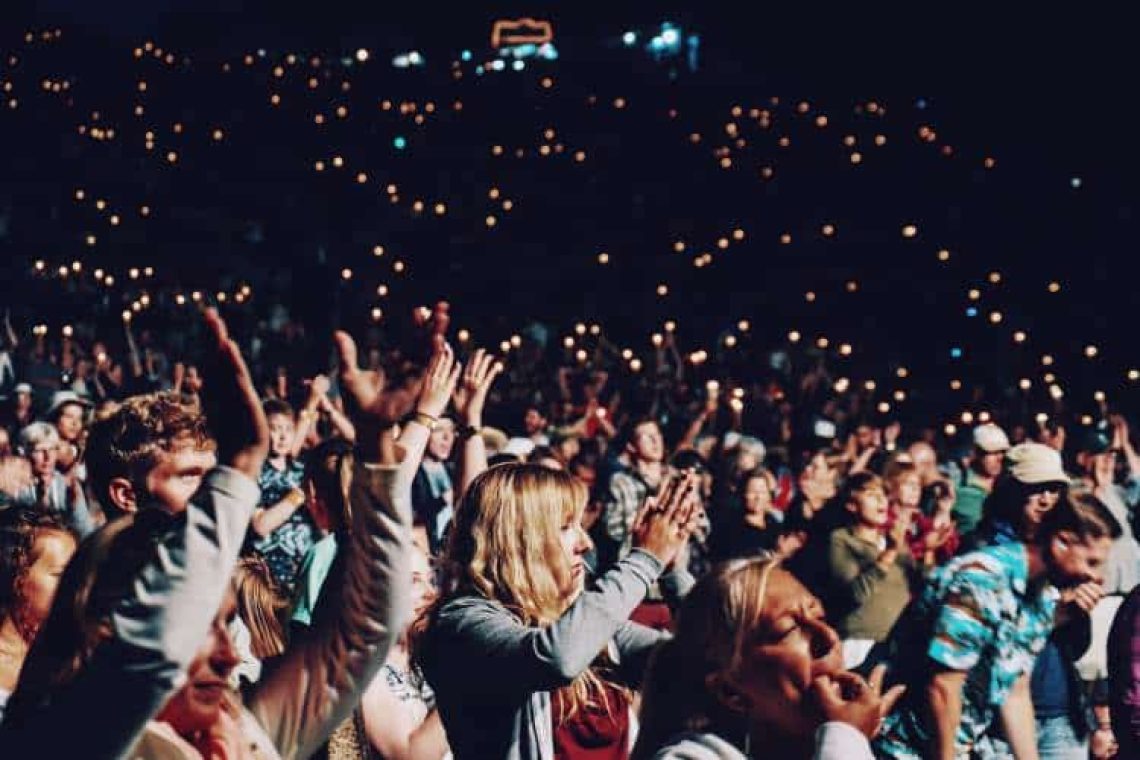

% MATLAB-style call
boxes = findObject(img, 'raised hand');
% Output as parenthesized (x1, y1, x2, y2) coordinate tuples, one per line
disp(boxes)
(631, 471, 701, 566)
(200, 308, 269, 480)
(452, 348, 502, 427)
(416, 337, 462, 420)
(310, 374, 331, 398)
(335, 330, 418, 461)
(812, 664, 905, 739)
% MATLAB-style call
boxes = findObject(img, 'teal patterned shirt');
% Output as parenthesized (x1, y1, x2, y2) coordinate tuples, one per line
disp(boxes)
(875, 541, 1059, 759)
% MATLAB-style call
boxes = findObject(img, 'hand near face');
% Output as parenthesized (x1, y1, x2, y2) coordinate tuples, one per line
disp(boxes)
(811, 664, 905, 739)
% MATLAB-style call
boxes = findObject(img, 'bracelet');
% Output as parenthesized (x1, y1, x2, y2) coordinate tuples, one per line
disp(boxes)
(410, 411, 439, 431)
(457, 423, 482, 438)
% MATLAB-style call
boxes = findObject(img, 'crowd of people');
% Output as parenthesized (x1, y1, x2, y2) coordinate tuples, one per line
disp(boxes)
(0, 297, 1137, 760)
(2, 13, 1140, 760)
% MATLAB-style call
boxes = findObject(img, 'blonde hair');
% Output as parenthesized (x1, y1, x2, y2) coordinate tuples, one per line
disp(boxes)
(632, 557, 782, 759)
(430, 463, 615, 723)
(233, 556, 289, 659)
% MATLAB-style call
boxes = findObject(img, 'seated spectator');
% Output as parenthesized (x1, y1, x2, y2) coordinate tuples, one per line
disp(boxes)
(825, 473, 919, 669)
(12, 422, 95, 538)
(0, 509, 76, 722)
(633, 557, 903, 759)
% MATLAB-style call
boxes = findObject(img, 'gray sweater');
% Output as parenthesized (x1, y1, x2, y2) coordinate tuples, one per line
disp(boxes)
(421, 549, 669, 760)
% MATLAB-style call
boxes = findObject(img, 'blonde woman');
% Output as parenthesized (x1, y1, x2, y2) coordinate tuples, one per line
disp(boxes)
(633, 557, 904, 759)
(419, 465, 700, 759)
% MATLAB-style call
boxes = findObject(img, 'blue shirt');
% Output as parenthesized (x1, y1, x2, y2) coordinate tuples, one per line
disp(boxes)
(251, 458, 312, 592)
(875, 541, 1059, 759)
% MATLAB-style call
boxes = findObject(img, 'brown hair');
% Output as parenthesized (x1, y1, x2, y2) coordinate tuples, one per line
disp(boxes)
(5, 509, 172, 721)
(85, 392, 214, 519)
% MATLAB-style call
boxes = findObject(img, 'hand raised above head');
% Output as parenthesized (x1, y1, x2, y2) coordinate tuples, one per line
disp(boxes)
(452, 347, 501, 427)
(200, 308, 268, 480)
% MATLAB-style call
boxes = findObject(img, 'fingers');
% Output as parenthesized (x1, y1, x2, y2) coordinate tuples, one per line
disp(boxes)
(867, 664, 887, 694)
(880, 684, 907, 720)
(810, 675, 846, 710)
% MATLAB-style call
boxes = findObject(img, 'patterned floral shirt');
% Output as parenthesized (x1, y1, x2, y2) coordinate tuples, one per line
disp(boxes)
(251, 458, 313, 592)
(874, 541, 1059, 760)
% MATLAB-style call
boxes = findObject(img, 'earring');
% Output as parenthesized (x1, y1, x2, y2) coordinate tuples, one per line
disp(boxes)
(743, 730, 752, 758)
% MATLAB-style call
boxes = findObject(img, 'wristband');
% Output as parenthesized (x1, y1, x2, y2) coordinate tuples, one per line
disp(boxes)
(410, 411, 439, 431)
(457, 423, 482, 438)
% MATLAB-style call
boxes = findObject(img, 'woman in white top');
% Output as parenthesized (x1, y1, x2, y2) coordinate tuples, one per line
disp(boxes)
(633, 556, 905, 760)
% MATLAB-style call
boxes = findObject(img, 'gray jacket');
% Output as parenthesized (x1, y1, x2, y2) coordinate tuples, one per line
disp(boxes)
(421, 549, 669, 760)
(0, 466, 259, 757)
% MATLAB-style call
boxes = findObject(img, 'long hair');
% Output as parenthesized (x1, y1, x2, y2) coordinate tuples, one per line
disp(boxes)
(632, 556, 781, 760)
(422, 463, 614, 722)
(233, 556, 289, 659)
(304, 438, 355, 534)
(3, 509, 172, 723)
(0, 508, 71, 637)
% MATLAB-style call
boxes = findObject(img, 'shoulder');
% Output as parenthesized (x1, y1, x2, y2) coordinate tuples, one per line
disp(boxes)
(649, 732, 747, 760)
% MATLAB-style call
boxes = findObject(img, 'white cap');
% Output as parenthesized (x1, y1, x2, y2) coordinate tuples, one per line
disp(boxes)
(973, 423, 1010, 453)
(1007, 442, 1069, 486)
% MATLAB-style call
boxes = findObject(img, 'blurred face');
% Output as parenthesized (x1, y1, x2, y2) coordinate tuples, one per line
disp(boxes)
(1046, 532, 1112, 590)
(558, 509, 593, 598)
(15, 391, 31, 412)
(855, 425, 875, 449)
(555, 437, 580, 463)
(158, 587, 240, 737)
(908, 443, 937, 483)
(848, 484, 889, 528)
(183, 366, 204, 394)
(737, 450, 761, 474)
(144, 438, 218, 513)
(12, 530, 76, 636)
(28, 441, 58, 479)
(523, 408, 546, 436)
(55, 404, 85, 442)
(894, 473, 922, 509)
(410, 546, 438, 620)
(570, 463, 597, 490)
(427, 421, 455, 461)
(1088, 451, 1117, 484)
(0, 429, 10, 456)
(630, 422, 665, 464)
(1021, 484, 1065, 536)
(267, 413, 295, 458)
(723, 570, 843, 740)
(743, 476, 773, 519)
(978, 449, 1006, 478)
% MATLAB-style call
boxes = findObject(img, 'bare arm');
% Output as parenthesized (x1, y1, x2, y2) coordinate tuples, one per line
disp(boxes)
(319, 394, 357, 442)
(250, 490, 306, 538)
(999, 673, 1040, 760)
(360, 677, 450, 760)
(927, 669, 966, 760)
(452, 349, 501, 499)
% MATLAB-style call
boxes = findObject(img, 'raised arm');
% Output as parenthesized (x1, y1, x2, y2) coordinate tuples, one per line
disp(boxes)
(452, 348, 501, 498)
(248, 331, 459, 759)
(0, 309, 268, 757)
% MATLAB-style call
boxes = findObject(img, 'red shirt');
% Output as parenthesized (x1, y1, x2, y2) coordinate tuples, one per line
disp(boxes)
(551, 681, 631, 760)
